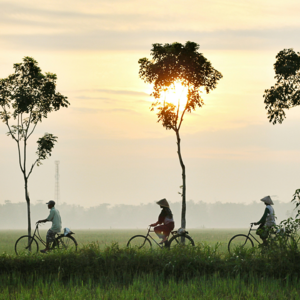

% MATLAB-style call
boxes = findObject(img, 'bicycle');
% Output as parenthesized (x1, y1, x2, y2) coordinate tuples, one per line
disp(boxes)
(15, 223, 78, 255)
(227, 223, 290, 253)
(127, 226, 195, 249)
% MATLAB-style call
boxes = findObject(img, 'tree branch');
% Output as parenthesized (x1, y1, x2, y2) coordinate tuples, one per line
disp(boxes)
(27, 121, 38, 139)
(2, 106, 18, 142)
(27, 159, 38, 179)
(17, 114, 24, 173)
(178, 107, 187, 131)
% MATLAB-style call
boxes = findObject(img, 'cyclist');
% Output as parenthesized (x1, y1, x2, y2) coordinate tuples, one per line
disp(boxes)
(150, 199, 175, 244)
(37, 200, 62, 253)
(254, 196, 276, 245)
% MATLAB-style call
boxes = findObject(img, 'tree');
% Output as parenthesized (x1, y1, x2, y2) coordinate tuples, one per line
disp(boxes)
(0, 57, 69, 236)
(138, 42, 222, 230)
(264, 49, 300, 213)
(263, 48, 300, 124)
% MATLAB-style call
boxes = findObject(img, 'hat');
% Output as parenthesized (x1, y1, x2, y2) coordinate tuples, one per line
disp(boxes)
(46, 200, 56, 206)
(260, 196, 274, 205)
(156, 198, 169, 207)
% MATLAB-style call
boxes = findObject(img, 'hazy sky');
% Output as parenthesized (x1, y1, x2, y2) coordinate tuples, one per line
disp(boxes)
(1, 0, 300, 207)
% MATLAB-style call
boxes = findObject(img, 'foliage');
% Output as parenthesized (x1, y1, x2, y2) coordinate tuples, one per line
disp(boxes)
(263, 48, 300, 124)
(36, 133, 57, 166)
(0, 56, 69, 235)
(0, 56, 69, 174)
(292, 189, 300, 217)
(139, 42, 223, 131)
(2, 241, 300, 280)
(138, 41, 222, 229)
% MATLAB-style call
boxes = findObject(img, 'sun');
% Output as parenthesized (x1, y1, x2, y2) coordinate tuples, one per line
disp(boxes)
(161, 82, 188, 110)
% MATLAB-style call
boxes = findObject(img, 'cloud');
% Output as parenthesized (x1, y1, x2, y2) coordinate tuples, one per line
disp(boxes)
(78, 89, 148, 97)
(1, 28, 300, 52)
(71, 107, 140, 114)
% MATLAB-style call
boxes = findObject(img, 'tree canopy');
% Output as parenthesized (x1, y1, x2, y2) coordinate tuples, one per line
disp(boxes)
(263, 48, 300, 124)
(139, 42, 223, 131)
(0, 56, 69, 235)
(139, 42, 222, 230)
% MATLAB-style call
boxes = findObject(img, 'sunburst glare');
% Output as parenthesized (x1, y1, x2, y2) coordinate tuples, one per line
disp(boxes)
(161, 82, 188, 111)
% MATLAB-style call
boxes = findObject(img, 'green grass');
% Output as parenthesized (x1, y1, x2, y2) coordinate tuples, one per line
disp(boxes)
(3, 228, 295, 299)
(1, 273, 300, 300)
(0, 228, 249, 255)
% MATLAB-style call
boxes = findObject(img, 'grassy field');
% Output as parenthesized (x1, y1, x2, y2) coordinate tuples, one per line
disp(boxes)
(1, 273, 300, 300)
(4, 228, 294, 299)
(0, 228, 252, 255)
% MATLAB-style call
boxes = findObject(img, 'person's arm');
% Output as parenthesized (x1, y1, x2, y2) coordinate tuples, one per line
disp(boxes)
(150, 210, 165, 226)
(37, 218, 48, 223)
(255, 207, 270, 225)
(37, 210, 54, 224)
(150, 221, 158, 227)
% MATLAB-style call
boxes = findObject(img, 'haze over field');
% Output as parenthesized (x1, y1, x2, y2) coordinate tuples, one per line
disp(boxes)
(0, 200, 295, 229)
(1, 0, 300, 208)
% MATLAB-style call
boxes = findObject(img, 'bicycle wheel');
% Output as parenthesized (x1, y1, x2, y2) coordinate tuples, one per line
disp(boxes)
(15, 235, 39, 255)
(168, 234, 195, 249)
(53, 235, 78, 251)
(228, 234, 254, 253)
(127, 235, 152, 249)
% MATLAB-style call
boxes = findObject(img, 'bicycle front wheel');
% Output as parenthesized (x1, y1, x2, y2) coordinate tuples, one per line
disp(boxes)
(168, 234, 195, 249)
(53, 235, 78, 251)
(228, 234, 254, 254)
(127, 235, 152, 249)
(15, 235, 39, 255)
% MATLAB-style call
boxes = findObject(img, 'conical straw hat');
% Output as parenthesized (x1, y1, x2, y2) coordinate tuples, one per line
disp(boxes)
(261, 196, 274, 205)
(156, 198, 169, 207)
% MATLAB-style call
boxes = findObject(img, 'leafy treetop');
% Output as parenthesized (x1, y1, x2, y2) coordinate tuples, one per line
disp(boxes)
(263, 48, 300, 124)
(0, 56, 69, 176)
(0, 56, 69, 124)
(139, 42, 223, 131)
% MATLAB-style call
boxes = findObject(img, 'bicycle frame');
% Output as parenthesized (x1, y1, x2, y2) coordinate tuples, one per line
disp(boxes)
(247, 223, 261, 245)
(145, 226, 176, 248)
(28, 223, 62, 248)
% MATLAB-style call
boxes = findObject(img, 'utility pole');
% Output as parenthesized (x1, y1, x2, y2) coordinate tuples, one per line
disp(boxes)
(55, 161, 60, 204)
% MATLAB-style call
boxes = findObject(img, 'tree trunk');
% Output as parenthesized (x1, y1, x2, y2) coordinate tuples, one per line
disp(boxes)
(25, 178, 31, 237)
(175, 130, 186, 232)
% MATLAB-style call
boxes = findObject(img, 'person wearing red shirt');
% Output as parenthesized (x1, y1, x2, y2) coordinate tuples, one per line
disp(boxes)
(150, 198, 175, 244)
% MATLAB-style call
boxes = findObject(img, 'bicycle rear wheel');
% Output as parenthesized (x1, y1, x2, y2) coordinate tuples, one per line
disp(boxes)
(228, 234, 254, 254)
(168, 234, 195, 248)
(15, 235, 39, 255)
(127, 235, 152, 249)
(53, 235, 78, 251)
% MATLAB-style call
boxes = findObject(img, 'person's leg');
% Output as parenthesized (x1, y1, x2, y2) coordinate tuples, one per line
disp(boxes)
(155, 225, 172, 244)
(154, 225, 165, 239)
(41, 229, 55, 253)
(160, 223, 174, 243)
(256, 224, 269, 246)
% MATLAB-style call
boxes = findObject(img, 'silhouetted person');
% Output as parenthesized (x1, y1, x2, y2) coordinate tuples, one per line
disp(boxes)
(37, 200, 62, 253)
(254, 196, 276, 246)
(150, 199, 175, 244)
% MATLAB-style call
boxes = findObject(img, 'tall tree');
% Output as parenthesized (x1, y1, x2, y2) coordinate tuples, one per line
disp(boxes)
(264, 49, 300, 211)
(263, 48, 300, 124)
(0, 57, 69, 236)
(139, 42, 222, 230)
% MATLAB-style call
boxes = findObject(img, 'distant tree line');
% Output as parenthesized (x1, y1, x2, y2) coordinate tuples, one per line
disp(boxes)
(0, 200, 294, 230)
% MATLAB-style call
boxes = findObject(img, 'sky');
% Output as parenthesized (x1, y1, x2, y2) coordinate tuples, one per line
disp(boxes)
(1, 0, 300, 208)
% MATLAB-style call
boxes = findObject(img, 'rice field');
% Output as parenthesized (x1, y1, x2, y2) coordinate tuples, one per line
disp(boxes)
(0, 228, 251, 254)
(1, 273, 300, 300)
(3, 228, 294, 299)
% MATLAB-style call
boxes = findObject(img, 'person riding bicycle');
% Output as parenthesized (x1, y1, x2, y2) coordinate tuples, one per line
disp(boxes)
(254, 196, 276, 245)
(150, 199, 175, 244)
(37, 200, 62, 253)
